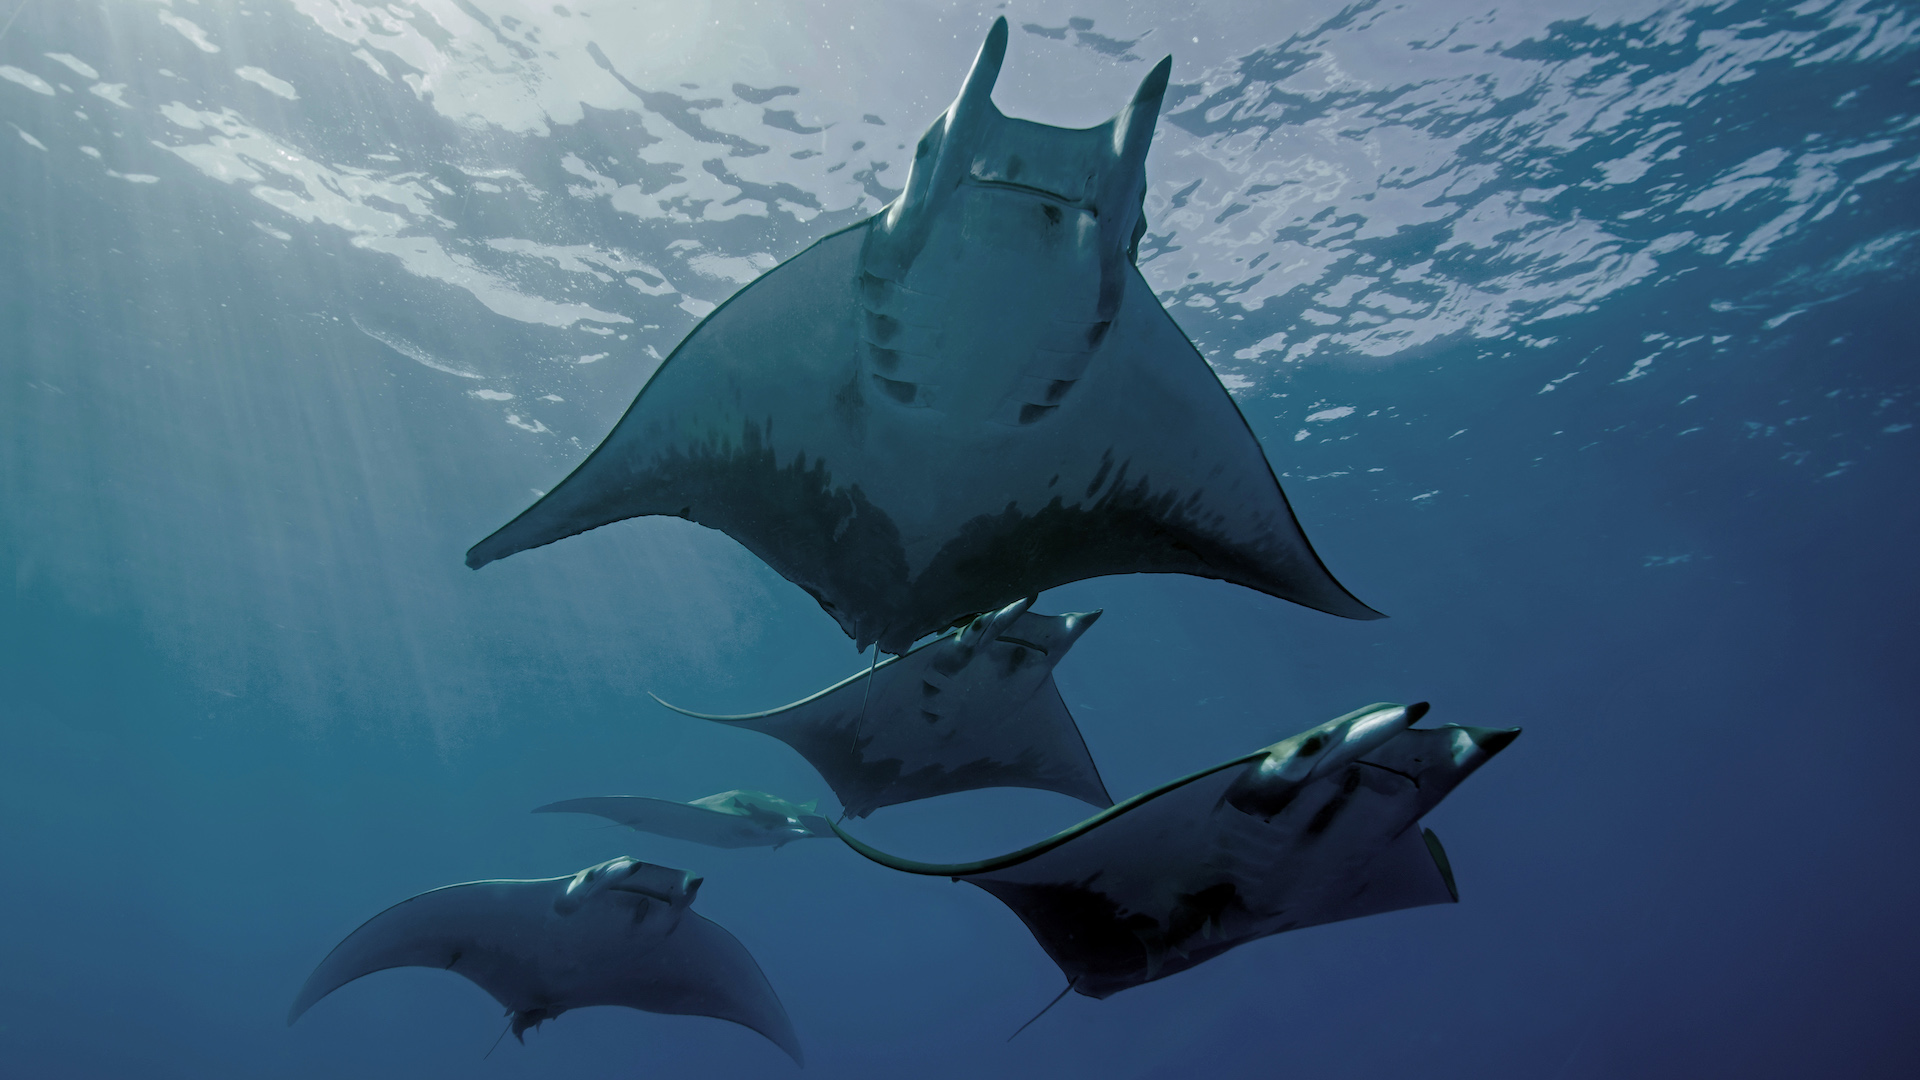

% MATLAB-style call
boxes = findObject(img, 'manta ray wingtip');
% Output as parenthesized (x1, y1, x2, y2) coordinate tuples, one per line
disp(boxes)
(1466, 726, 1522, 755)
(1331, 594, 1389, 621)
(1138, 55, 1173, 102)
(959, 17, 1009, 105)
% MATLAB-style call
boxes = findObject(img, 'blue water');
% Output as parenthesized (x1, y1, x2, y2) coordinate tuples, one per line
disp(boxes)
(1, 1, 1915, 1076)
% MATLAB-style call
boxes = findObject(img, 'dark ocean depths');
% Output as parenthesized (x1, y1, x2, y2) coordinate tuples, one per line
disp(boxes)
(1, 1, 1915, 1076)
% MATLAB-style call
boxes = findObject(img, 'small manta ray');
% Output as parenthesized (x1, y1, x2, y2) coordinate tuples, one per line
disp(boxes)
(535, 790, 836, 849)
(288, 856, 803, 1063)
(654, 598, 1113, 819)
(466, 17, 1380, 656)
(834, 703, 1518, 1004)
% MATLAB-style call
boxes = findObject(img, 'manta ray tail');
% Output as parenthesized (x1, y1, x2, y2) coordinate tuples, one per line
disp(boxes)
(1008, 978, 1079, 1041)
(850, 644, 882, 750)
(484, 1014, 514, 1058)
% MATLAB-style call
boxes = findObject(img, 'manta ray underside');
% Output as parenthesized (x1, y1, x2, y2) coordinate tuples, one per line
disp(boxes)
(466, 17, 1380, 655)
(836, 703, 1519, 1000)
(289, 856, 802, 1063)
(655, 599, 1112, 819)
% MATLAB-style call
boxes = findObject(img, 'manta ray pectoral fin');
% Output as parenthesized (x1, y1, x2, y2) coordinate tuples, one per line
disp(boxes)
(829, 749, 1267, 876)
(1012, 681, 1114, 809)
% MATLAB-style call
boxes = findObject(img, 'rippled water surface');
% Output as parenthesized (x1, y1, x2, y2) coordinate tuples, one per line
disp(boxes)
(2, 2, 1915, 1077)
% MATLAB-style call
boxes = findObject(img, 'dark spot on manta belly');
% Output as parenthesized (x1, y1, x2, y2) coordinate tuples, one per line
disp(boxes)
(894, 458, 1298, 655)
(613, 427, 1311, 655)
(1304, 768, 1365, 836)
(833, 372, 867, 439)
(964, 876, 1152, 996)
(1000, 645, 1031, 675)
(967, 874, 1257, 999)
(610, 417, 910, 649)
(1085, 451, 1114, 498)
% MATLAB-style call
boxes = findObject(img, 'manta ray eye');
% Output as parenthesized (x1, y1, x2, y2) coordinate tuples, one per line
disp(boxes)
(1299, 734, 1325, 755)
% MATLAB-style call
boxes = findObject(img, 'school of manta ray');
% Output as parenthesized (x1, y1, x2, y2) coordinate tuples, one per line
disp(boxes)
(289, 18, 1519, 1064)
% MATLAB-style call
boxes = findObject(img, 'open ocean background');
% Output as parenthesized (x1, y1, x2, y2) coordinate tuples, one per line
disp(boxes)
(1, 1, 1915, 1076)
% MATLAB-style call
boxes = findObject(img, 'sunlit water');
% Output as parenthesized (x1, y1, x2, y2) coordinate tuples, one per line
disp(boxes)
(1, 2, 1914, 1077)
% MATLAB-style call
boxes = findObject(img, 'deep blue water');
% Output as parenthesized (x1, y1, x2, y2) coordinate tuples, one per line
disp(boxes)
(1, 1, 1916, 1077)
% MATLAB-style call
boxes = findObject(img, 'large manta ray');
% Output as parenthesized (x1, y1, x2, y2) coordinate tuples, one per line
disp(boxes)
(466, 17, 1379, 655)
(654, 598, 1112, 818)
(288, 857, 802, 1063)
(834, 703, 1518, 1001)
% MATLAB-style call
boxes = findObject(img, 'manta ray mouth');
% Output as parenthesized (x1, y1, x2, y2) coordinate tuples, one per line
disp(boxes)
(967, 178, 1097, 214)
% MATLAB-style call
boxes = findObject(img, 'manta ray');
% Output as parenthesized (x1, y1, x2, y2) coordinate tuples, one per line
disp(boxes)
(288, 856, 802, 1063)
(834, 703, 1518, 1002)
(535, 790, 836, 849)
(466, 17, 1379, 655)
(654, 598, 1112, 818)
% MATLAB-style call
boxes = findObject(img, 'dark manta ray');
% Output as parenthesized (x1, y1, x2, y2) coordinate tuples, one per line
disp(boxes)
(466, 17, 1379, 656)
(536, 790, 835, 849)
(835, 703, 1519, 1001)
(654, 598, 1113, 819)
(288, 856, 802, 1063)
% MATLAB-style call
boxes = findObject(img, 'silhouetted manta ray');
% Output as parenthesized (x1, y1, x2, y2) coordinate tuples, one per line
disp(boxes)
(288, 856, 802, 1063)
(535, 790, 835, 849)
(834, 703, 1518, 1001)
(466, 17, 1380, 655)
(654, 598, 1112, 819)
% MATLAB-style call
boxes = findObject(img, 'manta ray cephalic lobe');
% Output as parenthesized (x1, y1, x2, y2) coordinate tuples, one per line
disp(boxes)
(467, 16, 1380, 655)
